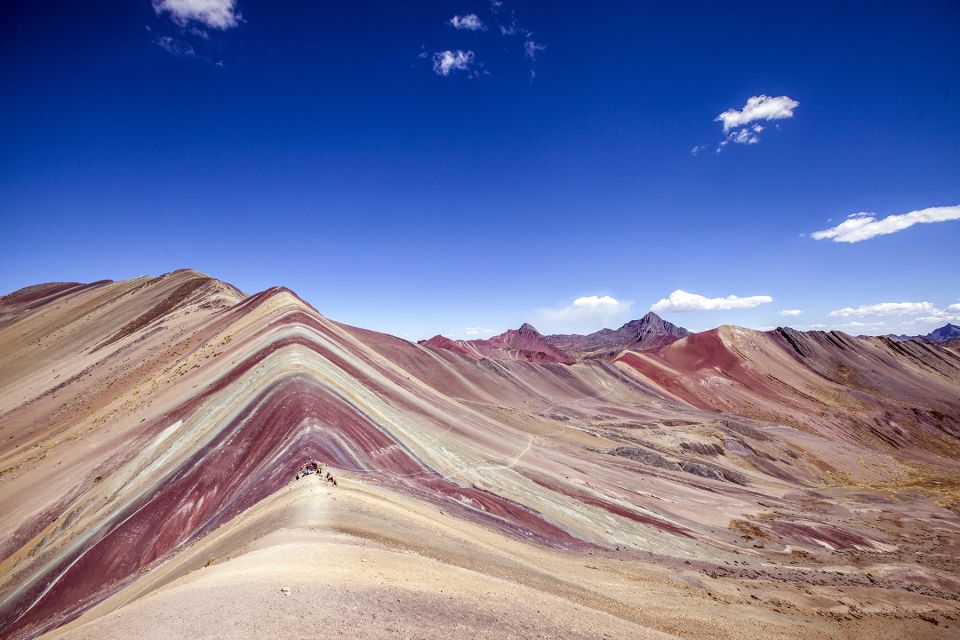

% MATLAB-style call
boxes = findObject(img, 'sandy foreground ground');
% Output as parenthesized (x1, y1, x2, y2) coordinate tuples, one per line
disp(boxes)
(42, 475, 956, 640)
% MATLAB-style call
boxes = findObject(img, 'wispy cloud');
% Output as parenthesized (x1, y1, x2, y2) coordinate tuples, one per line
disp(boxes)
(829, 302, 935, 317)
(537, 295, 633, 331)
(154, 36, 196, 57)
(796, 321, 887, 331)
(821, 300, 960, 333)
(778, 309, 803, 317)
(449, 14, 485, 30)
(651, 290, 773, 313)
(810, 205, 960, 243)
(490, 1, 542, 76)
(524, 39, 545, 60)
(719, 124, 764, 148)
(432, 50, 476, 76)
(425, 2, 542, 78)
(465, 326, 496, 336)
(152, 0, 241, 30)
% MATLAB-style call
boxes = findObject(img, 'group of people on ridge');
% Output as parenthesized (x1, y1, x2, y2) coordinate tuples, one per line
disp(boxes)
(295, 460, 337, 486)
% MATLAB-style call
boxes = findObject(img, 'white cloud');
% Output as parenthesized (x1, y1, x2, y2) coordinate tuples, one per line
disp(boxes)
(826, 301, 960, 334)
(651, 290, 772, 313)
(829, 302, 935, 317)
(796, 321, 886, 331)
(524, 39, 545, 60)
(432, 50, 475, 76)
(778, 309, 803, 317)
(810, 205, 960, 243)
(716, 95, 799, 132)
(450, 14, 485, 30)
(708, 95, 797, 151)
(537, 295, 633, 331)
(725, 123, 763, 145)
(465, 327, 496, 336)
(153, 0, 240, 30)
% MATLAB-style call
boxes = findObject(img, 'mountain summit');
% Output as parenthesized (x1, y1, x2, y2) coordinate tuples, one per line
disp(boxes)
(923, 323, 960, 343)
(545, 312, 689, 357)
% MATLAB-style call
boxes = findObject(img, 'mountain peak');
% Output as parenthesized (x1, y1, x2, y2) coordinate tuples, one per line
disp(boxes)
(923, 323, 960, 343)
(545, 314, 689, 357)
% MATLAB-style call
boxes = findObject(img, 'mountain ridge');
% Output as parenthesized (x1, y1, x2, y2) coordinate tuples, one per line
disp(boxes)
(2, 270, 960, 639)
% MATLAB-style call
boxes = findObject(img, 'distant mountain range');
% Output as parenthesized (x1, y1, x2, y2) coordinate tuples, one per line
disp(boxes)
(420, 312, 690, 364)
(546, 312, 689, 357)
(863, 323, 960, 347)
(423, 316, 960, 366)
(419, 323, 576, 365)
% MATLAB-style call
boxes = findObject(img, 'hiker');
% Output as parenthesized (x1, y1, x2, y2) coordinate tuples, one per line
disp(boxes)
(296, 462, 317, 480)
(325, 471, 337, 486)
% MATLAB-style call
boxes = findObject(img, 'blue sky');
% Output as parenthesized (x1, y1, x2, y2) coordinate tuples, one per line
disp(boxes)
(1, 1, 958, 339)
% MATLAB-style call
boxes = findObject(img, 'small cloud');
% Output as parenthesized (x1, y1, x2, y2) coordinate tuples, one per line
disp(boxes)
(810, 205, 960, 243)
(726, 123, 764, 145)
(829, 302, 935, 317)
(778, 309, 803, 317)
(537, 295, 633, 331)
(450, 14, 485, 30)
(432, 50, 476, 76)
(524, 39, 545, 60)
(707, 95, 797, 151)
(464, 327, 496, 336)
(154, 36, 196, 57)
(716, 95, 799, 132)
(690, 144, 710, 156)
(152, 0, 241, 30)
(651, 290, 773, 313)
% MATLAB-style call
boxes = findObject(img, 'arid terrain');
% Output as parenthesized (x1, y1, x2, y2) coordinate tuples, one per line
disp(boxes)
(1, 270, 959, 639)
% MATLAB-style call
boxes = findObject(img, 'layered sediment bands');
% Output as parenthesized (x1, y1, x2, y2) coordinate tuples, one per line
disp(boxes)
(1, 271, 960, 639)
(614, 325, 960, 455)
